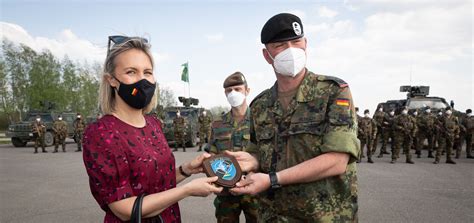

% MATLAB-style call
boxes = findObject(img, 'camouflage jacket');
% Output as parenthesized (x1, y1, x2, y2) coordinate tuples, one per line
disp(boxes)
(31, 121, 46, 135)
(73, 119, 86, 133)
(373, 111, 386, 128)
(209, 108, 250, 153)
(418, 112, 436, 131)
(462, 116, 474, 135)
(359, 116, 377, 138)
(173, 116, 185, 132)
(440, 115, 460, 138)
(53, 120, 68, 137)
(383, 114, 396, 131)
(246, 71, 359, 221)
(198, 115, 212, 132)
(393, 114, 417, 137)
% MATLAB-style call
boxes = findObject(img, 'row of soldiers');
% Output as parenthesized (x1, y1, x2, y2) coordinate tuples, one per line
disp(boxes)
(31, 113, 86, 153)
(172, 110, 212, 152)
(356, 107, 474, 164)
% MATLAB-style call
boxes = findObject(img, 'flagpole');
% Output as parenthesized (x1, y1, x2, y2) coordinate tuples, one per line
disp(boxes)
(188, 63, 191, 98)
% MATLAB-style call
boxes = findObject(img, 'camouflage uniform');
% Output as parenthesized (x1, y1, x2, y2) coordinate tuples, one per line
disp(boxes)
(53, 119, 68, 152)
(454, 114, 466, 159)
(358, 115, 377, 163)
(246, 71, 359, 222)
(32, 120, 47, 153)
(391, 114, 416, 163)
(416, 112, 436, 158)
(209, 108, 258, 223)
(73, 117, 86, 152)
(173, 116, 186, 152)
(434, 114, 459, 164)
(198, 114, 212, 151)
(372, 110, 386, 155)
(379, 113, 395, 157)
(462, 115, 474, 158)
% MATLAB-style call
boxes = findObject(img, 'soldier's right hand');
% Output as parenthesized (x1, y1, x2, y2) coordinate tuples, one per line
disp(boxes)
(183, 176, 223, 197)
(224, 151, 259, 173)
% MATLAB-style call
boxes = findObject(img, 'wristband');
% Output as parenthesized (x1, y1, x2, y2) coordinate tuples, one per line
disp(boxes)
(179, 165, 191, 177)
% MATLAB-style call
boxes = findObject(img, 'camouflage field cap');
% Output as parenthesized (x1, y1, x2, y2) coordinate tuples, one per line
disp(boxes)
(223, 71, 247, 88)
(261, 13, 304, 44)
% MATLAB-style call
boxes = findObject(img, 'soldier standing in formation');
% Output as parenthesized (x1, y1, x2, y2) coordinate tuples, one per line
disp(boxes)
(173, 111, 186, 152)
(391, 108, 416, 164)
(32, 115, 47, 153)
(73, 113, 86, 152)
(208, 72, 258, 223)
(358, 109, 376, 163)
(416, 107, 436, 158)
(379, 110, 395, 158)
(53, 115, 68, 153)
(462, 109, 474, 158)
(434, 107, 458, 164)
(229, 13, 359, 221)
(372, 106, 387, 155)
(197, 110, 212, 152)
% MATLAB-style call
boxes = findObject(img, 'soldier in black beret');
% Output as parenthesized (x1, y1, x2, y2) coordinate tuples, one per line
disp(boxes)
(229, 13, 360, 222)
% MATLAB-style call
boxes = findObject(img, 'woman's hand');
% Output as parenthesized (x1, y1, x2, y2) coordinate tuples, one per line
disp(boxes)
(183, 176, 223, 197)
(182, 152, 212, 175)
(224, 151, 259, 172)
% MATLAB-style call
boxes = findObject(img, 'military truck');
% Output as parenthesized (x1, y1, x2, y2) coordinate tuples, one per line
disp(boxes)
(376, 86, 450, 114)
(6, 112, 77, 147)
(162, 97, 206, 147)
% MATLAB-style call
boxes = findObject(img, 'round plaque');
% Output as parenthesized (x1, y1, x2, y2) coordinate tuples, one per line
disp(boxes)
(203, 154, 242, 188)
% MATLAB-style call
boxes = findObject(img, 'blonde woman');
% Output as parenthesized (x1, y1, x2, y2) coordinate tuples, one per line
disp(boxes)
(83, 36, 222, 222)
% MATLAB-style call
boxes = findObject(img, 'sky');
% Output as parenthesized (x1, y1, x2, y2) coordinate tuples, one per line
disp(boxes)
(1, 0, 472, 112)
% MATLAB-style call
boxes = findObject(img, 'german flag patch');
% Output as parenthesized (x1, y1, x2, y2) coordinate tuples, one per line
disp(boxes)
(131, 88, 138, 96)
(336, 98, 350, 106)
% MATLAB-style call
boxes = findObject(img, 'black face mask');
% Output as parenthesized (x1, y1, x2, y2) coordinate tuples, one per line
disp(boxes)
(114, 78, 156, 109)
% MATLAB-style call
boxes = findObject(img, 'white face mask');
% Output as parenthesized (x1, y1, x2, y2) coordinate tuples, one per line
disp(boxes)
(203, 111, 207, 116)
(58, 117, 62, 120)
(364, 113, 370, 118)
(446, 110, 452, 115)
(438, 112, 442, 116)
(77, 115, 81, 119)
(36, 118, 41, 122)
(378, 108, 383, 112)
(413, 112, 418, 116)
(426, 109, 431, 113)
(402, 110, 408, 115)
(389, 112, 395, 116)
(176, 112, 181, 117)
(267, 47, 306, 77)
(226, 90, 246, 107)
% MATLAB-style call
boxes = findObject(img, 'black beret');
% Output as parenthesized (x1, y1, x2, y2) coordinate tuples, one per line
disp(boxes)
(364, 109, 370, 114)
(223, 72, 247, 88)
(466, 109, 472, 114)
(261, 13, 304, 44)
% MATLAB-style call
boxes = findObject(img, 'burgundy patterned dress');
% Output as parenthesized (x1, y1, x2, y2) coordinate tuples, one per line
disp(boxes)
(83, 115, 180, 223)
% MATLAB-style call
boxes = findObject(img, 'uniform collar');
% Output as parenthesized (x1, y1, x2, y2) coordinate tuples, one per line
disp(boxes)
(268, 70, 317, 105)
(222, 107, 250, 124)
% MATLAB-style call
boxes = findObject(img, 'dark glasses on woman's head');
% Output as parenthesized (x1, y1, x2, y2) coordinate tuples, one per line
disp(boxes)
(107, 35, 149, 55)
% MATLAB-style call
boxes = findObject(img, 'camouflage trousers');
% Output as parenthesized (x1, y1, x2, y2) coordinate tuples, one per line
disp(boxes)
(174, 130, 186, 149)
(381, 129, 393, 154)
(214, 194, 258, 223)
(359, 135, 373, 160)
(54, 133, 66, 152)
(75, 132, 83, 151)
(392, 133, 413, 161)
(372, 127, 383, 153)
(416, 130, 435, 156)
(34, 134, 46, 152)
(198, 128, 210, 148)
(465, 133, 473, 157)
(436, 135, 454, 161)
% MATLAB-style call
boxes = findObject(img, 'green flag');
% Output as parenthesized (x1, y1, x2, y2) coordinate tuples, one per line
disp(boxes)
(181, 62, 189, 82)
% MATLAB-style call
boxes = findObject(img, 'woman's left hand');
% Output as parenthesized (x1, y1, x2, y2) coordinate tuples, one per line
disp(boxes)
(182, 152, 212, 175)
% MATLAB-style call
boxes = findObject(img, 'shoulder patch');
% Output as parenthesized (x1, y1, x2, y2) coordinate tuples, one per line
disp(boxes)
(317, 74, 349, 88)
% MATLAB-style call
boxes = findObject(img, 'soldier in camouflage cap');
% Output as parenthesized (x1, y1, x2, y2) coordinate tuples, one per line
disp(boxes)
(73, 113, 86, 152)
(462, 109, 474, 158)
(53, 115, 68, 152)
(208, 71, 258, 223)
(391, 107, 416, 164)
(229, 13, 360, 222)
(31, 115, 47, 153)
(197, 110, 212, 152)
(372, 106, 388, 155)
(358, 109, 376, 163)
(434, 107, 458, 164)
(416, 107, 436, 158)
(173, 110, 186, 152)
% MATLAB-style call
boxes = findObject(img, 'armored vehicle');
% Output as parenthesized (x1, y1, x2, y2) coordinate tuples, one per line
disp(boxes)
(376, 86, 450, 114)
(162, 97, 205, 147)
(6, 112, 77, 147)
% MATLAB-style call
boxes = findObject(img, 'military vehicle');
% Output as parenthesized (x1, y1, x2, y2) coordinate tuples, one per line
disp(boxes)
(162, 97, 205, 147)
(6, 111, 77, 147)
(376, 86, 450, 114)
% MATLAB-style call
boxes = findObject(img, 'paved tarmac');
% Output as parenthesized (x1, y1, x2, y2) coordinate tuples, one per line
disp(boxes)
(1, 141, 473, 223)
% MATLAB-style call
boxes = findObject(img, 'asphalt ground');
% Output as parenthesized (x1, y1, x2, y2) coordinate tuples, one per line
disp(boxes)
(1, 141, 473, 223)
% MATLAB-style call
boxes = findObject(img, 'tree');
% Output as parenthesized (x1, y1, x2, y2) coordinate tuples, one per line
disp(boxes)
(157, 84, 177, 108)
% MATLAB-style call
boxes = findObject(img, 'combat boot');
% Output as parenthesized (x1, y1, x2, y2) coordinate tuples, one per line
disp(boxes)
(433, 159, 439, 164)
(390, 159, 396, 164)
(62, 148, 66, 152)
(428, 151, 434, 158)
(42, 148, 47, 153)
(467, 155, 474, 159)
(406, 159, 414, 164)
(446, 159, 456, 164)
(183, 147, 186, 152)
(53, 148, 58, 153)
(197, 145, 202, 152)
(368, 158, 374, 163)
(34, 148, 38, 154)
(377, 154, 383, 158)
(417, 153, 421, 158)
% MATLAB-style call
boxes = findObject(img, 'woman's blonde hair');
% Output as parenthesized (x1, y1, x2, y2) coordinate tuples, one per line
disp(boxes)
(99, 38, 158, 115)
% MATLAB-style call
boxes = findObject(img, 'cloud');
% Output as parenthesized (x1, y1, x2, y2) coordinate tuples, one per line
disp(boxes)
(285, 10, 306, 20)
(317, 6, 338, 18)
(205, 33, 224, 42)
